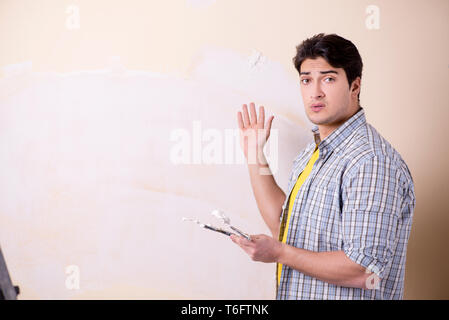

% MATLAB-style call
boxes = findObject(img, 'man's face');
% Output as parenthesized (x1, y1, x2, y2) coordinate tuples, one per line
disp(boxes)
(299, 57, 360, 136)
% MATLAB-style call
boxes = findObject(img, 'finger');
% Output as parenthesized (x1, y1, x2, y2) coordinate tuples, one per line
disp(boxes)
(231, 234, 253, 247)
(248, 234, 263, 242)
(238, 235, 254, 247)
(266, 115, 274, 138)
(249, 102, 258, 125)
(258, 106, 265, 127)
(242, 104, 250, 127)
(237, 111, 244, 130)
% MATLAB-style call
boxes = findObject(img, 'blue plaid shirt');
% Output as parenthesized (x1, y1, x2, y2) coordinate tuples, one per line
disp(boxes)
(277, 107, 415, 299)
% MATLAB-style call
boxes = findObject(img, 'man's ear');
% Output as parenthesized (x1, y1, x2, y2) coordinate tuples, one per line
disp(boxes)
(350, 77, 361, 98)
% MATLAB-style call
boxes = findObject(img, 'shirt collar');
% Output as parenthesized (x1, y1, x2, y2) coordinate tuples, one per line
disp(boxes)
(311, 107, 366, 156)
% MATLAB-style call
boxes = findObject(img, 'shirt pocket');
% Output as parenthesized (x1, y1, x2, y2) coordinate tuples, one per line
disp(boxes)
(300, 178, 343, 251)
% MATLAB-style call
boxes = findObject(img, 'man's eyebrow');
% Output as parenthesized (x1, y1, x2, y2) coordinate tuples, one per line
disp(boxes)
(299, 70, 339, 75)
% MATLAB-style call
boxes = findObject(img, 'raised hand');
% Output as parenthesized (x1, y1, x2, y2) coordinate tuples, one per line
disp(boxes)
(237, 102, 274, 166)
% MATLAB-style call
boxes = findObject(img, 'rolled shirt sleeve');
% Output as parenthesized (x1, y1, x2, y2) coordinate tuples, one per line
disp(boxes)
(341, 155, 404, 279)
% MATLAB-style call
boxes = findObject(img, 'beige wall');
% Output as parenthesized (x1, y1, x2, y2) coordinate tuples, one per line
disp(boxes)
(0, 0, 448, 299)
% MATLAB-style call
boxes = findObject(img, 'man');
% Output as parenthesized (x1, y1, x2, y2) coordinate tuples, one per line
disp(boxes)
(231, 33, 415, 299)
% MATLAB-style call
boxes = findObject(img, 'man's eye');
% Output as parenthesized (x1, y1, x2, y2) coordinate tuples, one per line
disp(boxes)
(325, 77, 335, 82)
(301, 79, 310, 84)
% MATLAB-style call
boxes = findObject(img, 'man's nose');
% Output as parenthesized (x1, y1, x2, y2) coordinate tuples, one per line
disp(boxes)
(311, 83, 325, 99)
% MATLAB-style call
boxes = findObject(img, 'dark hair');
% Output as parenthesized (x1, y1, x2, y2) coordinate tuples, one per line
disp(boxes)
(293, 33, 363, 103)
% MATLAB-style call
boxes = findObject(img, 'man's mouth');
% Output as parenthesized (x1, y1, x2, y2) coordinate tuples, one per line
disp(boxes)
(311, 103, 325, 112)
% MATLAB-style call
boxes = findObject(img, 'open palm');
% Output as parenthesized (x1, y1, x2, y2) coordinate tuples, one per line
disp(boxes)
(237, 102, 274, 165)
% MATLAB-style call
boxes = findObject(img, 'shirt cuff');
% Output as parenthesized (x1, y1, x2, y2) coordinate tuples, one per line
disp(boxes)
(343, 248, 387, 279)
